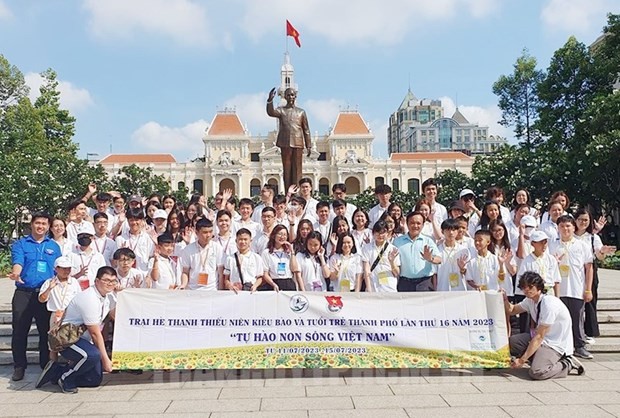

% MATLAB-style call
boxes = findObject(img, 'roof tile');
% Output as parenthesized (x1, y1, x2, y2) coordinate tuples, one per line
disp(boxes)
(207, 112, 246, 136)
(332, 112, 370, 135)
(99, 154, 176, 164)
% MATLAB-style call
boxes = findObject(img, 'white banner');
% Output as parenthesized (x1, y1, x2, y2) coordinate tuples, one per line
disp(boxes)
(112, 290, 510, 370)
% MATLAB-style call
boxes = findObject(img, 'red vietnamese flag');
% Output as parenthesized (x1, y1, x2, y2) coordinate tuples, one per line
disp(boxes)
(286, 20, 301, 47)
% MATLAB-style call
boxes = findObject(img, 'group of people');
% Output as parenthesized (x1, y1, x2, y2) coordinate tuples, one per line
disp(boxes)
(8, 177, 616, 391)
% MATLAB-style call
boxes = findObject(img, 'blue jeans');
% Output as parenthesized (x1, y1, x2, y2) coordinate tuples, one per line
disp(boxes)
(57, 338, 103, 390)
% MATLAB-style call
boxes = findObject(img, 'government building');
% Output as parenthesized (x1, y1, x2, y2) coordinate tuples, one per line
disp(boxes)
(94, 54, 478, 198)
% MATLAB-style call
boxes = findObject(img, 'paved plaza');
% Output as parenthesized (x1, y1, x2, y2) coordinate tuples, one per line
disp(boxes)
(0, 271, 619, 417)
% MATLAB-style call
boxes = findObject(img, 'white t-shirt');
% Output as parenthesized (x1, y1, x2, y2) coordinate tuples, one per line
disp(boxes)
(431, 202, 448, 225)
(54, 237, 76, 258)
(115, 267, 143, 289)
(515, 252, 561, 296)
(539, 220, 559, 242)
(435, 242, 470, 292)
(368, 204, 389, 228)
(304, 197, 319, 219)
(549, 238, 593, 299)
(232, 219, 262, 238)
(251, 231, 271, 255)
(213, 234, 238, 258)
(465, 252, 502, 291)
(296, 253, 327, 292)
(575, 232, 603, 259)
(39, 276, 81, 312)
(351, 229, 372, 254)
(63, 286, 116, 342)
(519, 295, 573, 356)
(329, 202, 357, 227)
(148, 255, 182, 289)
(261, 248, 294, 280)
(115, 232, 154, 275)
(329, 253, 363, 291)
(92, 235, 117, 267)
(360, 241, 400, 292)
(66, 220, 92, 244)
(181, 241, 225, 291)
(70, 250, 106, 286)
(224, 252, 264, 286)
(313, 221, 333, 247)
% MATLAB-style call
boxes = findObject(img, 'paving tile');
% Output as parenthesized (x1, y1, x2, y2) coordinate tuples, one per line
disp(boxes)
(219, 386, 306, 399)
(389, 383, 480, 395)
(70, 400, 171, 415)
(598, 404, 620, 416)
(473, 380, 568, 393)
(502, 405, 615, 418)
(441, 392, 541, 407)
(184, 378, 266, 388)
(306, 384, 392, 397)
(263, 376, 347, 387)
(424, 374, 511, 383)
(351, 394, 448, 409)
(166, 399, 262, 413)
(0, 390, 52, 403)
(406, 406, 511, 417)
(556, 379, 620, 392)
(531, 391, 620, 405)
(344, 375, 426, 385)
(580, 362, 613, 371)
(309, 409, 409, 418)
(0, 402, 79, 416)
(261, 396, 354, 411)
(580, 370, 620, 380)
(597, 362, 620, 370)
(212, 412, 310, 418)
(43, 390, 137, 403)
(130, 388, 220, 400)
(99, 381, 186, 390)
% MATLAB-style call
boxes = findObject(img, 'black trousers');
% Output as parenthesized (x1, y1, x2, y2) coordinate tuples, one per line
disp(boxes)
(12, 289, 51, 369)
(584, 265, 600, 337)
(561, 296, 586, 349)
(397, 276, 433, 292)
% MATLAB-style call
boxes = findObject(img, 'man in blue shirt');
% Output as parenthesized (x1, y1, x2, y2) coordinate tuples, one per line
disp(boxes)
(393, 211, 441, 292)
(9, 212, 61, 381)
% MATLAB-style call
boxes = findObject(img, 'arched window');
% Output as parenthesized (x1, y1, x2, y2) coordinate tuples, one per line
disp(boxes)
(219, 178, 235, 195)
(344, 177, 361, 195)
(392, 179, 400, 191)
(374, 177, 385, 188)
(192, 179, 204, 194)
(250, 179, 261, 197)
(318, 177, 330, 196)
(407, 178, 420, 195)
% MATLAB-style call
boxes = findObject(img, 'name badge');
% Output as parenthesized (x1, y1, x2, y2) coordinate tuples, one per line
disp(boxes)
(340, 279, 351, 292)
(277, 262, 287, 276)
(198, 272, 209, 286)
(449, 272, 459, 287)
(36, 261, 47, 273)
(377, 271, 389, 286)
(559, 264, 570, 278)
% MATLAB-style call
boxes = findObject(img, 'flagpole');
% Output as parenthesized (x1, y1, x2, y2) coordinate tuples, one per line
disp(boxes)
(285, 22, 289, 54)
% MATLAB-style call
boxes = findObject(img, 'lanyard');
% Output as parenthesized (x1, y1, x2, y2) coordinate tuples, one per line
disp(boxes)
(80, 252, 94, 269)
(94, 237, 107, 255)
(218, 235, 231, 253)
(534, 254, 547, 279)
(476, 255, 488, 283)
(199, 244, 211, 271)
(36, 242, 47, 261)
(340, 254, 352, 278)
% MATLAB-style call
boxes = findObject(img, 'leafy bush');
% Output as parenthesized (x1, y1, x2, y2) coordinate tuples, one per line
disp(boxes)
(601, 251, 620, 270)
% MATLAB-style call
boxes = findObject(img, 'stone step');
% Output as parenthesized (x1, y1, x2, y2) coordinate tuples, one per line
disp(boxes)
(599, 323, 620, 337)
(0, 335, 38, 351)
(0, 312, 11, 324)
(588, 337, 620, 353)
(598, 299, 620, 311)
(0, 324, 37, 337)
(599, 292, 620, 300)
(0, 350, 39, 366)
(598, 311, 620, 324)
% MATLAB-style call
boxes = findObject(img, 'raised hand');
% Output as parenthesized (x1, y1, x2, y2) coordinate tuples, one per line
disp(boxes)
(287, 184, 299, 196)
(268, 87, 276, 102)
(420, 245, 434, 262)
(388, 247, 399, 262)
(8, 272, 24, 284)
(88, 183, 97, 195)
(457, 254, 468, 270)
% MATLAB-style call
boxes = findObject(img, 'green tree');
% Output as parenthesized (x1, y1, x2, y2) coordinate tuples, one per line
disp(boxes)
(435, 169, 472, 206)
(0, 55, 29, 110)
(109, 164, 171, 198)
(492, 49, 544, 147)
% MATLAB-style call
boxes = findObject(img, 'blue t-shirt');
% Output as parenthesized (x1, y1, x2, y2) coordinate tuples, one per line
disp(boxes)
(11, 236, 61, 289)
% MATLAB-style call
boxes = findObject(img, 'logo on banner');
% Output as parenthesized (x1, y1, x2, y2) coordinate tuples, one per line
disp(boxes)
(325, 296, 343, 312)
(290, 294, 309, 313)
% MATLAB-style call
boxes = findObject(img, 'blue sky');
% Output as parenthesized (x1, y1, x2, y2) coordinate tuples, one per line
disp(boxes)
(0, 0, 614, 161)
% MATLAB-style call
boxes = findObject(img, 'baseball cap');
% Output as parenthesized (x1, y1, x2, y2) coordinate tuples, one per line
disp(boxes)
(521, 215, 537, 228)
(153, 209, 168, 220)
(530, 230, 549, 242)
(77, 222, 95, 236)
(459, 189, 475, 199)
(54, 256, 72, 268)
(129, 194, 142, 203)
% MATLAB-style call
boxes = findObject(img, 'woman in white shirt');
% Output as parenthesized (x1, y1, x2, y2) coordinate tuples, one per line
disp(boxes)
(574, 208, 616, 341)
(329, 232, 363, 292)
(295, 231, 330, 292)
(49, 217, 75, 257)
(261, 225, 302, 291)
(351, 209, 372, 251)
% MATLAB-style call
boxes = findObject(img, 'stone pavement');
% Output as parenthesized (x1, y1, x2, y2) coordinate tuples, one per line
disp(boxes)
(0, 270, 619, 417)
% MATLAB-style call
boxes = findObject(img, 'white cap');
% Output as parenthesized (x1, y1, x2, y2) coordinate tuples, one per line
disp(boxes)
(459, 189, 475, 199)
(54, 256, 72, 268)
(153, 209, 168, 220)
(77, 222, 96, 236)
(530, 230, 549, 242)
(521, 215, 537, 228)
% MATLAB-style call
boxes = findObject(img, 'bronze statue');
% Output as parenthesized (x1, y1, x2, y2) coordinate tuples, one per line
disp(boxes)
(266, 87, 311, 189)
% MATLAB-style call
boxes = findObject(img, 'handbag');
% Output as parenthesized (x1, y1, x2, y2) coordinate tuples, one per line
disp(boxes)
(48, 311, 87, 352)
(235, 252, 253, 291)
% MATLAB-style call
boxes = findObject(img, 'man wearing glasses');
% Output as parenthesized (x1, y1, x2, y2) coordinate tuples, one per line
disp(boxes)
(35, 266, 118, 393)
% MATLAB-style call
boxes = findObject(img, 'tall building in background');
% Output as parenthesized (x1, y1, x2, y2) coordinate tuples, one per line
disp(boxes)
(387, 89, 506, 155)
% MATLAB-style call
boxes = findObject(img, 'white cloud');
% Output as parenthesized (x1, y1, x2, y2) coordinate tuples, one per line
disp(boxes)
(368, 119, 389, 158)
(131, 119, 208, 156)
(222, 92, 274, 135)
(0, 0, 12, 19)
(303, 98, 347, 130)
(541, 0, 612, 34)
(24, 72, 95, 113)
(82, 0, 213, 47)
(240, 0, 499, 45)
(439, 96, 511, 139)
